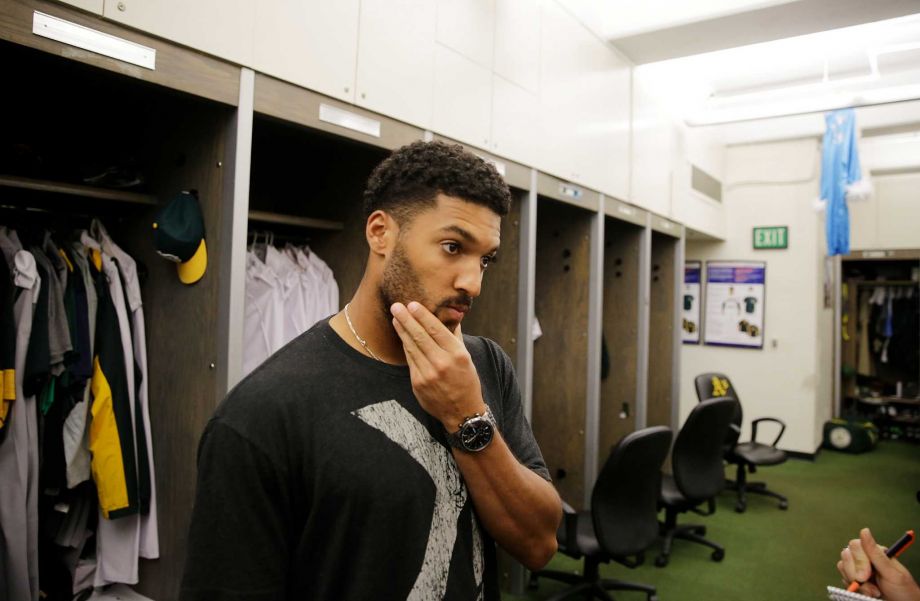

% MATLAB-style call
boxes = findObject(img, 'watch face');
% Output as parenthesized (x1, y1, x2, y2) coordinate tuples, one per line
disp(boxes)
(460, 417, 495, 452)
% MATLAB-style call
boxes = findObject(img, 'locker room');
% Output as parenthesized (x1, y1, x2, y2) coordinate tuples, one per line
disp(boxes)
(1, 1, 918, 601)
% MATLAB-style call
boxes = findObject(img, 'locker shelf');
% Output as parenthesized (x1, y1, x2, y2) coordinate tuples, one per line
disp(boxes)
(247, 210, 344, 231)
(0, 175, 157, 206)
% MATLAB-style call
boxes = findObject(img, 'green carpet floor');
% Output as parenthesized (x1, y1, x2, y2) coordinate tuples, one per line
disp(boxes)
(505, 441, 920, 601)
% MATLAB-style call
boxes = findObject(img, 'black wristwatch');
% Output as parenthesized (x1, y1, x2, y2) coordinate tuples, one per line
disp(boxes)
(447, 410, 496, 452)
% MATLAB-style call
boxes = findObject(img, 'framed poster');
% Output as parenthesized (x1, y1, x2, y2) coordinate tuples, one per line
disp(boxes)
(682, 261, 702, 344)
(704, 261, 766, 349)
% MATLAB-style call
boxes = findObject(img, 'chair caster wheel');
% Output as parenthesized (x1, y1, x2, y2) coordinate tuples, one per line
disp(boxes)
(711, 549, 725, 562)
(655, 555, 669, 568)
(779, 500, 789, 510)
(735, 502, 746, 513)
(527, 576, 539, 590)
(649, 595, 659, 601)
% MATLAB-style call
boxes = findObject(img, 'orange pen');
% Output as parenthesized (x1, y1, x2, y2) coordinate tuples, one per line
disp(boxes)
(847, 530, 915, 592)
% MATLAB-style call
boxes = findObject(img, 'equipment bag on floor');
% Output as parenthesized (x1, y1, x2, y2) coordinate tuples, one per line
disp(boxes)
(823, 418, 879, 454)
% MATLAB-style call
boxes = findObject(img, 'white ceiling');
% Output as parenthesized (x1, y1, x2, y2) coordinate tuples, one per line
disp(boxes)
(641, 16, 920, 144)
(558, 0, 920, 64)
(557, 0, 920, 141)
(556, 0, 797, 40)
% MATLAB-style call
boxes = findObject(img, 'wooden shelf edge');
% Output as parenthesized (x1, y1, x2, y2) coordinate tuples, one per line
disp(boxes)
(247, 210, 344, 231)
(0, 175, 157, 206)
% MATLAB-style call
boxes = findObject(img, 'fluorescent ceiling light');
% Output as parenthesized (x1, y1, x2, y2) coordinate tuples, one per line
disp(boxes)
(687, 83, 920, 125)
(637, 14, 920, 126)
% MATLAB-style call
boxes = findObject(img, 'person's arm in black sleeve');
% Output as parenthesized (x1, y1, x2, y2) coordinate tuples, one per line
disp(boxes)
(180, 419, 291, 601)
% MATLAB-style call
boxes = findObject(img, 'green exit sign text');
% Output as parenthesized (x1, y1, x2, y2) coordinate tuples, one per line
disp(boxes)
(753, 226, 788, 250)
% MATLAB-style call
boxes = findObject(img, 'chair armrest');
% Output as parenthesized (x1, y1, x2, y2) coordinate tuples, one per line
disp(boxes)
(557, 500, 580, 556)
(751, 417, 786, 447)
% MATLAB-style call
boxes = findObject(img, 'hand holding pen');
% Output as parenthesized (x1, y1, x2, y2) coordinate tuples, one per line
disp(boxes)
(838, 528, 919, 601)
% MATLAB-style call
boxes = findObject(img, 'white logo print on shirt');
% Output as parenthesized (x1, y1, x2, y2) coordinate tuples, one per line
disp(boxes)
(353, 400, 485, 601)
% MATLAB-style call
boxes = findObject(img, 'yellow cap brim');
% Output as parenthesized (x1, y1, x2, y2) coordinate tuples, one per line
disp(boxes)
(177, 239, 207, 285)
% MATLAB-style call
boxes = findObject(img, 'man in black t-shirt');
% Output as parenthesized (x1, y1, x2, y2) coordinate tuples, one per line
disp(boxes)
(180, 141, 562, 601)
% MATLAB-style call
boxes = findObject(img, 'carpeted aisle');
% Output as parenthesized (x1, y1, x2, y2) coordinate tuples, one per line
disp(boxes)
(505, 442, 920, 601)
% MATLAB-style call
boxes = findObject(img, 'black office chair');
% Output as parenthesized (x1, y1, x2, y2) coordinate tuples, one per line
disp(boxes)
(656, 398, 736, 568)
(694, 372, 789, 513)
(531, 426, 673, 601)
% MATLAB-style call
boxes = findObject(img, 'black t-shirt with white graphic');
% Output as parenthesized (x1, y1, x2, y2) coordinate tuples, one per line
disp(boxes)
(180, 318, 549, 601)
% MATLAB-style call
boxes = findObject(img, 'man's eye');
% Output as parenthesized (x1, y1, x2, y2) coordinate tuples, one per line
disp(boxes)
(442, 242, 460, 255)
(481, 255, 496, 269)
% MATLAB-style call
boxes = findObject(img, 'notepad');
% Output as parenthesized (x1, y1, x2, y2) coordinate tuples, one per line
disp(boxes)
(827, 586, 878, 601)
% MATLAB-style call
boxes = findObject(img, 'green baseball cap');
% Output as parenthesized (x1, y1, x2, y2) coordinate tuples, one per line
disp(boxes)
(152, 191, 207, 285)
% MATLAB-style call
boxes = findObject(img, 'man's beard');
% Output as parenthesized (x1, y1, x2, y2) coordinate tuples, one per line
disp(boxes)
(377, 242, 473, 328)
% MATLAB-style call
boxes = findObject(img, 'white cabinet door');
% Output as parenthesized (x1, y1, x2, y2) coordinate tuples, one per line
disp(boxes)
(491, 74, 539, 167)
(494, 0, 541, 93)
(847, 192, 878, 250)
(876, 173, 920, 249)
(253, 0, 359, 103)
(355, 0, 436, 129)
(436, 0, 495, 69)
(432, 45, 492, 149)
(536, 0, 581, 182)
(631, 76, 674, 211)
(574, 37, 631, 198)
(58, 0, 103, 15)
(103, 0, 255, 67)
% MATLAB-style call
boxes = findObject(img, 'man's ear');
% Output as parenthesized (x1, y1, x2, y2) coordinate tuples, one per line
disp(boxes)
(366, 210, 397, 257)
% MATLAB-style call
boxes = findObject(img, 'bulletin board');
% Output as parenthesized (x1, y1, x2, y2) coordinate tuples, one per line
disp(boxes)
(703, 261, 766, 349)
(682, 261, 702, 344)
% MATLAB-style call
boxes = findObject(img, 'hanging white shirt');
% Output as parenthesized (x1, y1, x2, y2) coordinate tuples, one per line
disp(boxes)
(243, 251, 284, 376)
(264, 245, 308, 346)
(308, 249, 339, 318)
(291, 246, 326, 331)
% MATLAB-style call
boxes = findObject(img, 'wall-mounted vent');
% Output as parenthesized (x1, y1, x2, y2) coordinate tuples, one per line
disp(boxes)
(691, 165, 722, 203)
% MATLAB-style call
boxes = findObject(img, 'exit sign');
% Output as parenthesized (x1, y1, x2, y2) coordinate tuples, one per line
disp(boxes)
(753, 226, 788, 249)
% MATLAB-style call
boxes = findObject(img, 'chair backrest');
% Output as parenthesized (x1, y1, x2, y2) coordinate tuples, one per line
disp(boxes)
(592, 426, 673, 557)
(694, 372, 743, 447)
(671, 398, 737, 503)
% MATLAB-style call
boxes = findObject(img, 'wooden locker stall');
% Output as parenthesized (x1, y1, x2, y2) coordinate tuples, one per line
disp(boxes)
(249, 74, 424, 311)
(531, 174, 597, 509)
(431, 137, 531, 365)
(0, 6, 242, 598)
(646, 217, 682, 429)
(597, 199, 647, 466)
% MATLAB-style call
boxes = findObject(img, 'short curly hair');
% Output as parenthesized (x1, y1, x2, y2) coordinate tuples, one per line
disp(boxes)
(363, 141, 512, 223)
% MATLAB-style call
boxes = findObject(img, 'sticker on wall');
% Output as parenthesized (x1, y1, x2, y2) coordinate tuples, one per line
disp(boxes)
(703, 261, 766, 349)
(682, 261, 702, 344)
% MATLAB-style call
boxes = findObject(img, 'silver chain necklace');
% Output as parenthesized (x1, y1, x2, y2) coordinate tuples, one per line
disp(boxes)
(344, 303, 381, 361)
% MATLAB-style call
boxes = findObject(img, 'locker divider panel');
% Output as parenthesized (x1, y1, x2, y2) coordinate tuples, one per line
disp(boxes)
(647, 231, 677, 428)
(532, 197, 592, 509)
(129, 99, 232, 601)
(598, 217, 642, 468)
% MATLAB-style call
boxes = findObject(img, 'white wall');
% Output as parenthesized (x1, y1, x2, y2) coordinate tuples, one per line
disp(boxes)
(680, 138, 833, 454)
